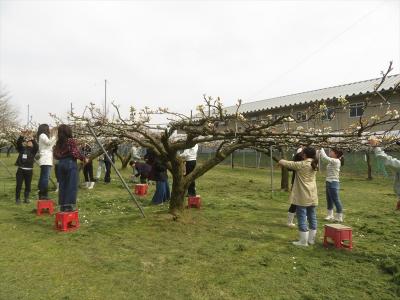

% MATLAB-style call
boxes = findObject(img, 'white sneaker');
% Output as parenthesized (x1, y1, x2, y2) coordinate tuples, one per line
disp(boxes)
(308, 229, 317, 245)
(88, 182, 95, 190)
(334, 213, 343, 223)
(324, 209, 334, 221)
(293, 231, 309, 247)
(287, 212, 296, 228)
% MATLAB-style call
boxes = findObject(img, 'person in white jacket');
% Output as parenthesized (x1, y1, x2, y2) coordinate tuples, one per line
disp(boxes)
(369, 138, 400, 210)
(180, 144, 198, 196)
(319, 148, 344, 222)
(37, 124, 57, 199)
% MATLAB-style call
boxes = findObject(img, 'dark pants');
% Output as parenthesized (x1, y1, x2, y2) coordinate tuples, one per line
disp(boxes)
(185, 160, 196, 196)
(54, 163, 59, 183)
(140, 176, 147, 184)
(16, 168, 33, 201)
(288, 204, 297, 213)
(83, 161, 94, 182)
(38, 165, 52, 199)
(57, 157, 79, 212)
(152, 181, 170, 205)
(104, 160, 112, 183)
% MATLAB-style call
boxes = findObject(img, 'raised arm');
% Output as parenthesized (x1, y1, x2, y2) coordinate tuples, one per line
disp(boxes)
(16, 136, 24, 152)
(319, 148, 336, 163)
(39, 134, 56, 147)
(279, 159, 304, 171)
(374, 147, 400, 169)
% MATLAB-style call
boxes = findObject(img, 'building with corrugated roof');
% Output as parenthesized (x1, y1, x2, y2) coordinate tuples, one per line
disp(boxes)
(224, 74, 400, 132)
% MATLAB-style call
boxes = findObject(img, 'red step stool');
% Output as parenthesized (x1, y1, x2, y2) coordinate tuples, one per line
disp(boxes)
(134, 184, 148, 196)
(187, 195, 201, 209)
(37, 200, 55, 216)
(324, 224, 353, 250)
(55, 211, 80, 232)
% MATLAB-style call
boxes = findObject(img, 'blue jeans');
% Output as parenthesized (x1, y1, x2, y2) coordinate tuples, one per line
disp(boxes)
(152, 181, 170, 205)
(57, 158, 79, 212)
(326, 181, 343, 213)
(296, 206, 317, 232)
(38, 165, 52, 199)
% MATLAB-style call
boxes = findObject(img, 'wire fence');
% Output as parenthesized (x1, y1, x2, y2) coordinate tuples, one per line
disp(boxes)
(198, 148, 396, 179)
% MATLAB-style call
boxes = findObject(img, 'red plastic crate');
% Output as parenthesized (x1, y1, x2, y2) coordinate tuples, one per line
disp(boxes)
(324, 224, 353, 250)
(36, 200, 55, 216)
(187, 195, 201, 209)
(134, 184, 148, 196)
(55, 211, 80, 232)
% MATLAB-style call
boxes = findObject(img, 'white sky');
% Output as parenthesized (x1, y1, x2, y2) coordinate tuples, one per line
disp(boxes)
(1, 0, 399, 126)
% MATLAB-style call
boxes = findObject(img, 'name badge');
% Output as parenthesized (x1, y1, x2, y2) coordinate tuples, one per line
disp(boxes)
(22, 154, 28, 159)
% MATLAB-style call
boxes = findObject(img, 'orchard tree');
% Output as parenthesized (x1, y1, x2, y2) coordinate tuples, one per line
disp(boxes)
(63, 63, 400, 217)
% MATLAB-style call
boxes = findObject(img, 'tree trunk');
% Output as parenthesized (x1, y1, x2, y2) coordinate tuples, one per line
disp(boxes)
(366, 152, 373, 180)
(7, 145, 13, 157)
(279, 147, 289, 191)
(281, 167, 289, 191)
(115, 152, 132, 169)
(168, 159, 187, 216)
(121, 154, 132, 169)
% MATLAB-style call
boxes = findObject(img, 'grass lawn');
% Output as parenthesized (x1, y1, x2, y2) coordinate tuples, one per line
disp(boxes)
(0, 154, 399, 299)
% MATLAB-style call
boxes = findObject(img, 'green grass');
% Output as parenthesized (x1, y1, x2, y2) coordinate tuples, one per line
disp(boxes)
(0, 154, 400, 299)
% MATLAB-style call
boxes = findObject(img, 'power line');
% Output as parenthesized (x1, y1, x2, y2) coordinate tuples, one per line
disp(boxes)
(247, 1, 387, 101)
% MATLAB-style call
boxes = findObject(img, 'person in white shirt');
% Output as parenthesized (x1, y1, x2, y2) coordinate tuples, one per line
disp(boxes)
(369, 138, 400, 210)
(319, 148, 344, 222)
(36, 124, 57, 199)
(180, 144, 198, 196)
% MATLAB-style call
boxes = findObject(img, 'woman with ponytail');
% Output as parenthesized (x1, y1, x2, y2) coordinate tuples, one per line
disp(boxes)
(53, 124, 88, 212)
(319, 148, 344, 222)
(279, 147, 319, 247)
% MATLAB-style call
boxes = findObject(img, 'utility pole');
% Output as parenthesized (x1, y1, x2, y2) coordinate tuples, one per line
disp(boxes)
(104, 79, 107, 117)
(27, 104, 30, 127)
(70, 102, 73, 115)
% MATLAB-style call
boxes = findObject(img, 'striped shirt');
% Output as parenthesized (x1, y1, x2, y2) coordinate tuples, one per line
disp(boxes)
(320, 148, 341, 182)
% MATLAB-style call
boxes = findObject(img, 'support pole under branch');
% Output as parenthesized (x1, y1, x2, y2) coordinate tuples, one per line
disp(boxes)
(87, 124, 145, 218)
(270, 146, 273, 199)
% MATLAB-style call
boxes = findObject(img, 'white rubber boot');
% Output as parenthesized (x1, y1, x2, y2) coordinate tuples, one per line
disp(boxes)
(334, 213, 343, 223)
(287, 212, 296, 228)
(55, 183, 59, 193)
(324, 210, 334, 221)
(88, 182, 95, 190)
(308, 229, 317, 245)
(293, 231, 309, 247)
(84, 182, 89, 188)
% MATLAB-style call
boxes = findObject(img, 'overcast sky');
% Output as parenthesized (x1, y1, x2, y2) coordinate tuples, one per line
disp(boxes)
(0, 0, 399, 126)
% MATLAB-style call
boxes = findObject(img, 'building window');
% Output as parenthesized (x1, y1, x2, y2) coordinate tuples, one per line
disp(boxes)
(322, 108, 335, 121)
(250, 116, 258, 122)
(349, 103, 364, 118)
(296, 112, 307, 121)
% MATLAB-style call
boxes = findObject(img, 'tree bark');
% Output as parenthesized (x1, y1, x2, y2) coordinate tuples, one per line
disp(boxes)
(366, 152, 373, 180)
(168, 158, 187, 215)
(279, 147, 289, 191)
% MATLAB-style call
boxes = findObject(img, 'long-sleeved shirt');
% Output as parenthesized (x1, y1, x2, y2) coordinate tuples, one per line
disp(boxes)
(54, 138, 85, 161)
(180, 144, 198, 161)
(319, 148, 341, 182)
(374, 147, 400, 169)
(374, 147, 400, 197)
(15, 136, 38, 169)
(279, 158, 318, 206)
(38, 133, 56, 166)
